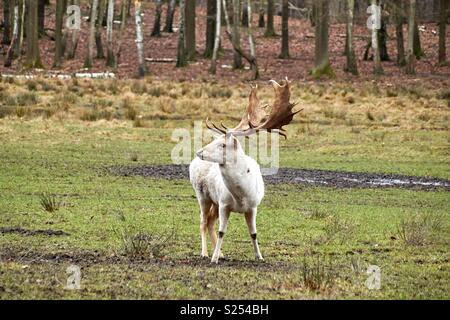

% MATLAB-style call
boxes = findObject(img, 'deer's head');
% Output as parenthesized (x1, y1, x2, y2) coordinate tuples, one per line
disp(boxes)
(196, 78, 301, 165)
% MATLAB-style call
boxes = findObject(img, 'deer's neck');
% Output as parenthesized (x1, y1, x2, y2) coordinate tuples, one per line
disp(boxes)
(218, 149, 256, 201)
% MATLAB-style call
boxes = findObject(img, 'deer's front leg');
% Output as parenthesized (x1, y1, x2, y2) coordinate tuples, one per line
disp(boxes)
(245, 208, 264, 261)
(211, 205, 230, 264)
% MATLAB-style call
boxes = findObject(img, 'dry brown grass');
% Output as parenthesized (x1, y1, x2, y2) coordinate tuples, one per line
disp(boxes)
(0, 78, 448, 132)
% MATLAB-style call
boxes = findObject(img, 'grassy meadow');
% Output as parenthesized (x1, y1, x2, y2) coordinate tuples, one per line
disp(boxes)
(0, 77, 449, 299)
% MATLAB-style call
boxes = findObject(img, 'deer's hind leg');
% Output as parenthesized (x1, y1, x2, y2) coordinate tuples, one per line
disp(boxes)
(207, 204, 223, 258)
(199, 200, 212, 258)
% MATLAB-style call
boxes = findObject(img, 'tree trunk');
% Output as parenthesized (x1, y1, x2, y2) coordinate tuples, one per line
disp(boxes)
(438, 0, 448, 65)
(265, 0, 275, 37)
(204, 0, 216, 58)
(232, 0, 243, 68)
(38, 0, 46, 36)
(66, 0, 80, 59)
(371, 0, 383, 74)
(209, 0, 221, 74)
(15, 0, 25, 57)
(378, 7, 389, 61)
(115, 0, 129, 66)
(54, 0, 65, 67)
(222, 0, 258, 79)
(413, 21, 424, 59)
(151, 0, 162, 37)
(345, 0, 358, 75)
(84, 0, 98, 68)
(185, 0, 196, 60)
(5, 2, 19, 67)
(279, 0, 289, 59)
(2, 0, 11, 45)
(241, 1, 248, 27)
(176, 0, 188, 67)
(134, 0, 146, 77)
(164, 0, 177, 33)
(310, 0, 334, 78)
(406, 0, 416, 74)
(95, 0, 106, 59)
(394, 0, 406, 66)
(258, 0, 265, 28)
(25, 0, 44, 69)
(106, 0, 115, 67)
(246, 0, 258, 79)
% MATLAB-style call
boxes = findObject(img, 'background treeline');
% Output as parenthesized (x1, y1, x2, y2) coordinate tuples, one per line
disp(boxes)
(0, 0, 448, 79)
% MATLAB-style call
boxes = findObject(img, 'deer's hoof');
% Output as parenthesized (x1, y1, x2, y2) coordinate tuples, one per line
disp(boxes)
(211, 256, 219, 264)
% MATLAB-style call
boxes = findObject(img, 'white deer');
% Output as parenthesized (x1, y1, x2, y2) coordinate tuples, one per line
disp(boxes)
(189, 78, 299, 263)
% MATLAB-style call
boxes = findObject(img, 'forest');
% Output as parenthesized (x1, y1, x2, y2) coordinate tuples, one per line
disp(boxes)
(0, 0, 449, 301)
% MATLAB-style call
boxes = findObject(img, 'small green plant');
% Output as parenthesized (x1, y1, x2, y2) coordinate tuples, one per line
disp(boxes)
(301, 255, 337, 292)
(303, 209, 329, 219)
(40, 192, 60, 212)
(115, 225, 175, 259)
(324, 215, 356, 243)
(397, 212, 444, 246)
(6, 92, 39, 106)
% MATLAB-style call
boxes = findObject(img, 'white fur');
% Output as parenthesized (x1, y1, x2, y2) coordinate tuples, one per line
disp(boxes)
(189, 134, 264, 263)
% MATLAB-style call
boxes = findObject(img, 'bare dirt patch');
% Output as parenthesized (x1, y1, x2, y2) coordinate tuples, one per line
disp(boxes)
(108, 164, 450, 191)
(0, 227, 70, 237)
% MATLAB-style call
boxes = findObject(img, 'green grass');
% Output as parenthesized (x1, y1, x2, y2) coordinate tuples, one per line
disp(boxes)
(0, 79, 449, 299)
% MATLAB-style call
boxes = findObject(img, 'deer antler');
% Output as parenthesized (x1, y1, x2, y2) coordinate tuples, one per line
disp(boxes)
(205, 78, 300, 139)
(233, 84, 267, 131)
(233, 78, 301, 138)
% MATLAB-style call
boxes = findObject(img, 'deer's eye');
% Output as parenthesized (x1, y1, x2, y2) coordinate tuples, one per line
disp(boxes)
(221, 144, 226, 148)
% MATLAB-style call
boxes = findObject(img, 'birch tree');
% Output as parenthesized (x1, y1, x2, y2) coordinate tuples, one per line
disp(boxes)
(134, 0, 146, 77)
(84, 0, 99, 68)
(5, 2, 18, 67)
(371, 0, 383, 75)
(106, 0, 115, 67)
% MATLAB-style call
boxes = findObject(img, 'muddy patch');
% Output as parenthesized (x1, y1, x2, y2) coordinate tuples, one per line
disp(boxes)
(108, 164, 450, 191)
(0, 227, 70, 237)
(0, 248, 299, 273)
